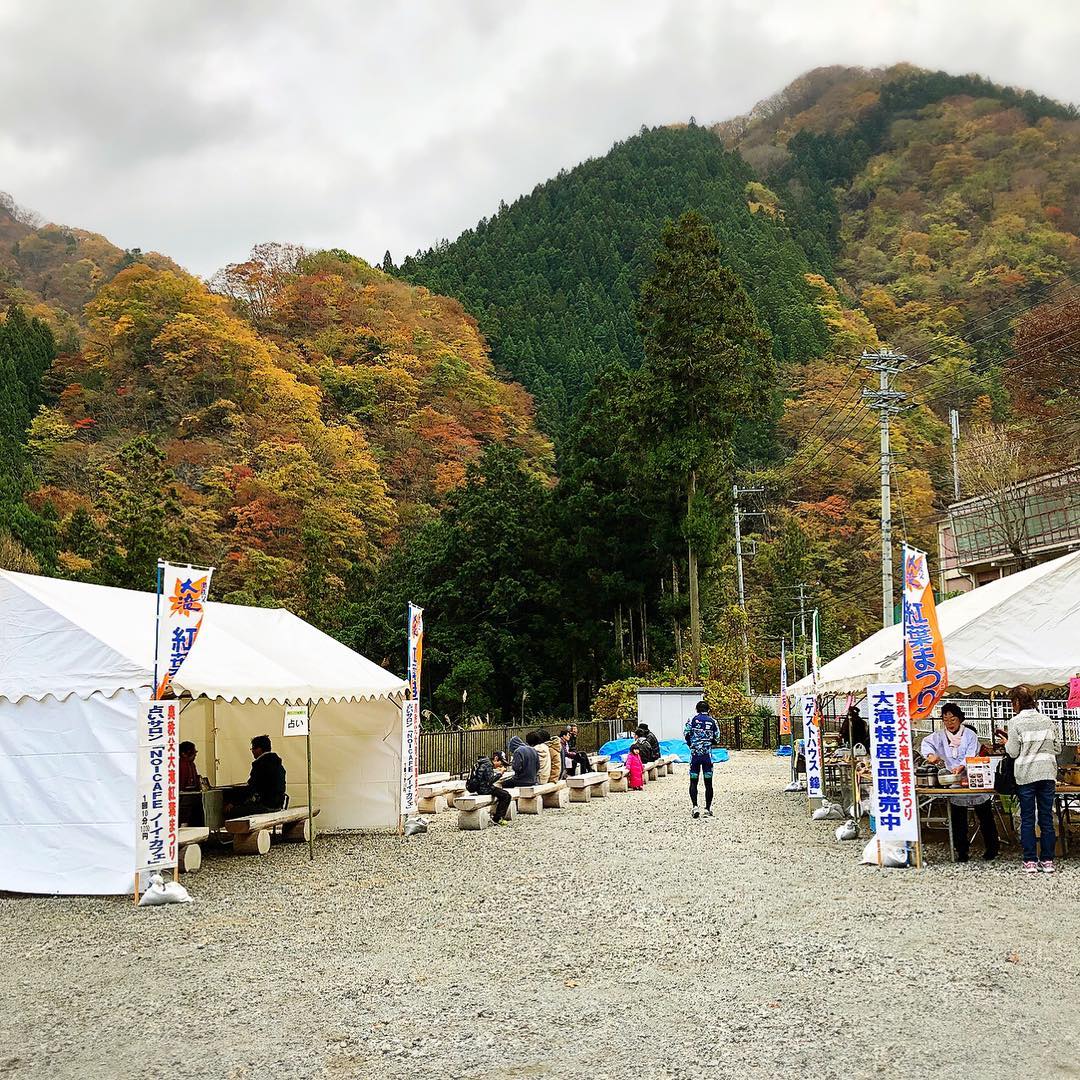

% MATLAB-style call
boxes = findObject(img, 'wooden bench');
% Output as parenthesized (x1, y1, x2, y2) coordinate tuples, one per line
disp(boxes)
(417, 779, 467, 813)
(566, 772, 610, 802)
(643, 759, 663, 782)
(606, 766, 629, 793)
(454, 791, 521, 830)
(224, 807, 321, 855)
(661, 754, 678, 775)
(178, 826, 209, 873)
(513, 780, 569, 814)
(417, 771, 451, 786)
(589, 754, 610, 774)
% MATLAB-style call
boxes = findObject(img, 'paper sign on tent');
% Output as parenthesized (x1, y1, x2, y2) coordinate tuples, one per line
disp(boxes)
(283, 704, 309, 737)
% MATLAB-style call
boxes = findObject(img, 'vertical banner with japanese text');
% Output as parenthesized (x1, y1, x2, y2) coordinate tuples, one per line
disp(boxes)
(401, 603, 424, 816)
(902, 545, 947, 722)
(868, 683, 918, 843)
(779, 641, 792, 736)
(155, 563, 213, 698)
(136, 700, 179, 872)
(802, 694, 823, 801)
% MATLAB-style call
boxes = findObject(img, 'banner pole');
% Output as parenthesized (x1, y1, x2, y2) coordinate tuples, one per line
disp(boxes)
(306, 700, 314, 862)
(152, 560, 164, 699)
(134, 871, 140, 906)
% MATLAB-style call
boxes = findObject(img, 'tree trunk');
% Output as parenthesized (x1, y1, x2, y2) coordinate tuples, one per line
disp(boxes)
(616, 606, 624, 665)
(688, 470, 701, 674)
(572, 657, 579, 719)
(628, 605, 636, 669)
(672, 561, 683, 677)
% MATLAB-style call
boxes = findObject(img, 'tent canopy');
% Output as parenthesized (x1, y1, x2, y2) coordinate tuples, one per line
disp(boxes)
(0, 569, 406, 704)
(790, 550, 1080, 698)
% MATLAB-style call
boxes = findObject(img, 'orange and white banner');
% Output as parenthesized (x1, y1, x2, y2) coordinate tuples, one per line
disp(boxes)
(902, 545, 947, 722)
(155, 563, 213, 698)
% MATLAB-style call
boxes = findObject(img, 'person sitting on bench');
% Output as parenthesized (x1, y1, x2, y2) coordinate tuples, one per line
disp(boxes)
(226, 734, 287, 818)
(635, 724, 662, 763)
(561, 726, 591, 776)
(466, 753, 512, 825)
(179, 741, 202, 792)
(507, 735, 539, 788)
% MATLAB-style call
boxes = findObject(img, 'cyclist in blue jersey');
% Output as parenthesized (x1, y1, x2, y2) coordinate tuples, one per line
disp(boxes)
(684, 701, 720, 818)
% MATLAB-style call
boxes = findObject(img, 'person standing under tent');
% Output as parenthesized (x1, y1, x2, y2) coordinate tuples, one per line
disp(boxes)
(684, 701, 720, 819)
(920, 703, 999, 862)
(999, 686, 1062, 874)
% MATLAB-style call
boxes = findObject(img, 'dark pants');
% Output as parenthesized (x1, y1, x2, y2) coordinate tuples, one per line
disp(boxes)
(1017, 779, 1056, 863)
(488, 787, 512, 823)
(689, 754, 714, 809)
(567, 751, 591, 776)
(949, 799, 998, 859)
(226, 799, 274, 820)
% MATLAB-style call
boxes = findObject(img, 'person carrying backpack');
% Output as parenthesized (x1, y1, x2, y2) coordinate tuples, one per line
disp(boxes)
(684, 701, 720, 819)
(465, 754, 512, 825)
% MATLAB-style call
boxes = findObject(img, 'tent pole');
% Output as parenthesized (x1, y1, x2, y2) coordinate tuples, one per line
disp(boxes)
(134, 871, 140, 905)
(306, 699, 314, 862)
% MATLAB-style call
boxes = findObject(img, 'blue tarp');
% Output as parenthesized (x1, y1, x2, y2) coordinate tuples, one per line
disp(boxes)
(599, 738, 730, 765)
(775, 745, 792, 757)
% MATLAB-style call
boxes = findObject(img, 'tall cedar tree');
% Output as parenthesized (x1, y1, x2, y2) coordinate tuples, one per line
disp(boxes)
(634, 212, 774, 670)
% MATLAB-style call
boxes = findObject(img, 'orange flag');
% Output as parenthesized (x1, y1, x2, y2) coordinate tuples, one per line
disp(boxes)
(903, 546, 947, 721)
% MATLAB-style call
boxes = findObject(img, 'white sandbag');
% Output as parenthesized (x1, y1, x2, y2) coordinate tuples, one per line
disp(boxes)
(812, 803, 845, 821)
(784, 781, 802, 793)
(861, 837, 908, 868)
(835, 819, 859, 841)
(138, 872, 193, 906)
(404, 816, 428, 836)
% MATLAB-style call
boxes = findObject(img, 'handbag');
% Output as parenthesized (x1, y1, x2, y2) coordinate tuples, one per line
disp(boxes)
(995, 753, 1018, 796)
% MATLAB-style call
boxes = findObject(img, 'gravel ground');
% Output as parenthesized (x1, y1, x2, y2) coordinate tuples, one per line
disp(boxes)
(2, 752, 1079, 1080)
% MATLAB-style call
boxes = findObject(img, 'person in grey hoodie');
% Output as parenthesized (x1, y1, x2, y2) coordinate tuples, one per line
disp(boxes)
(505, 735, 539, 788)
(1000, 685, 1063, 874)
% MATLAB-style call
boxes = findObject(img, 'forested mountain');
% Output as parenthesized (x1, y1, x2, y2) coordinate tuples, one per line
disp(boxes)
(400, 125, 830, 435)
(1, 62, 1077, 722)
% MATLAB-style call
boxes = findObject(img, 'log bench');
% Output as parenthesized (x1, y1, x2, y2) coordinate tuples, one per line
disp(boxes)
(661, 754, 678, 775)
(567, 772, 610, 802)
(589, 754, 611, 774)
(224, 807, 321, 855)
(513, 779, 569, 814)
(454, 791, 522, 830)
(643, 759, 663, 782)
(178, 826, 209, 873)
(417, 779, 467, 813)
(606, 766, 629, 793)
(417, 771, 451, 786)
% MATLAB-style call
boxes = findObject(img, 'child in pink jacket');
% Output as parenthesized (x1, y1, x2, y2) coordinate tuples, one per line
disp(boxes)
(626, 745, 645, 790)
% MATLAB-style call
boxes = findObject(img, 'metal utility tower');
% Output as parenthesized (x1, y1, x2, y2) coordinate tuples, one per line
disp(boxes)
(733, 484, 764, 696)
(861, 350, 908, 628)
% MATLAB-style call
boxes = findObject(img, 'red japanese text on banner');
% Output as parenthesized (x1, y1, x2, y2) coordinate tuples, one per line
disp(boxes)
(868, 683, 918, 843)
(902, 546, 947, 722)
(156, 564, 213, 698)
(136, 700, 179, 872)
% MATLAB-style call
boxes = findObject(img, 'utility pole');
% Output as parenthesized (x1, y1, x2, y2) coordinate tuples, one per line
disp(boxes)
(950, 408, 961, 501)
(733, 483, 764, 698)
(862, 350, 908, 628)
(798, 584, 808, 679)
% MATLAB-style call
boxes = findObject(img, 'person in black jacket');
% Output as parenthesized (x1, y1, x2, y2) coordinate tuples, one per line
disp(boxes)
(635, 724, 661, 763)
(226, 734, 287, 818)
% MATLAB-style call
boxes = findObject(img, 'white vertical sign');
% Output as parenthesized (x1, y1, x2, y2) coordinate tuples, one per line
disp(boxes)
(136, 700, 179, 872)
(401, 700, 420, 816)
(868, 683, 919, 843)
(802, 695, 823, 802)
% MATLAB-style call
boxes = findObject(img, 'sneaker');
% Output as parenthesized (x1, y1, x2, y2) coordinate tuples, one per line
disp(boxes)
(1039, 860, 1056, 874)
(493, 817, 509, 826)
(704, 808, 714, 818)
(1022, 860, 1039, 874)
(691, 807, 700, 819)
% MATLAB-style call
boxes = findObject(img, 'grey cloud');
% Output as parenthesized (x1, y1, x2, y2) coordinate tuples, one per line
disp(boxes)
(0, 0, 1075, 278)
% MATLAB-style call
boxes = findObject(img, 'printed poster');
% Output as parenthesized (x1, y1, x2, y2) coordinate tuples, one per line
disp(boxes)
(136, 700, 179, 872)
(868, 683, 918, 843)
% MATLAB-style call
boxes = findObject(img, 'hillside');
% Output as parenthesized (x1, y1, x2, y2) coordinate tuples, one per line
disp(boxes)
(0, 223, 551, 631)
(399, 124, 830, 436)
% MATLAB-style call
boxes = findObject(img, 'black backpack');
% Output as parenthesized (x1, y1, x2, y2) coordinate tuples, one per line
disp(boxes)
(466, 757, 494, 794)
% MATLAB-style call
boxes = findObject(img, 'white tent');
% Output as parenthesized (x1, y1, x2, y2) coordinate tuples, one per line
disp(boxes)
(0, 569, 407, 895)
(790, 550, 1080, 698)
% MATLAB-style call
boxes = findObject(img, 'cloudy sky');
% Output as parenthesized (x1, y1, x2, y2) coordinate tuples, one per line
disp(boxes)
(1, 0, 1076, 278)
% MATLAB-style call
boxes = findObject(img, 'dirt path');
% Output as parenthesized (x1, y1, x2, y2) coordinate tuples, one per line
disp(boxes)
(2, 752, 1078, 1080)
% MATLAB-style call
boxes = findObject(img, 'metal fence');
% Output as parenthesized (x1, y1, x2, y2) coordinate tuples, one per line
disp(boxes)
(418, 719, 620, 778)
(418, 714, 774, 775)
